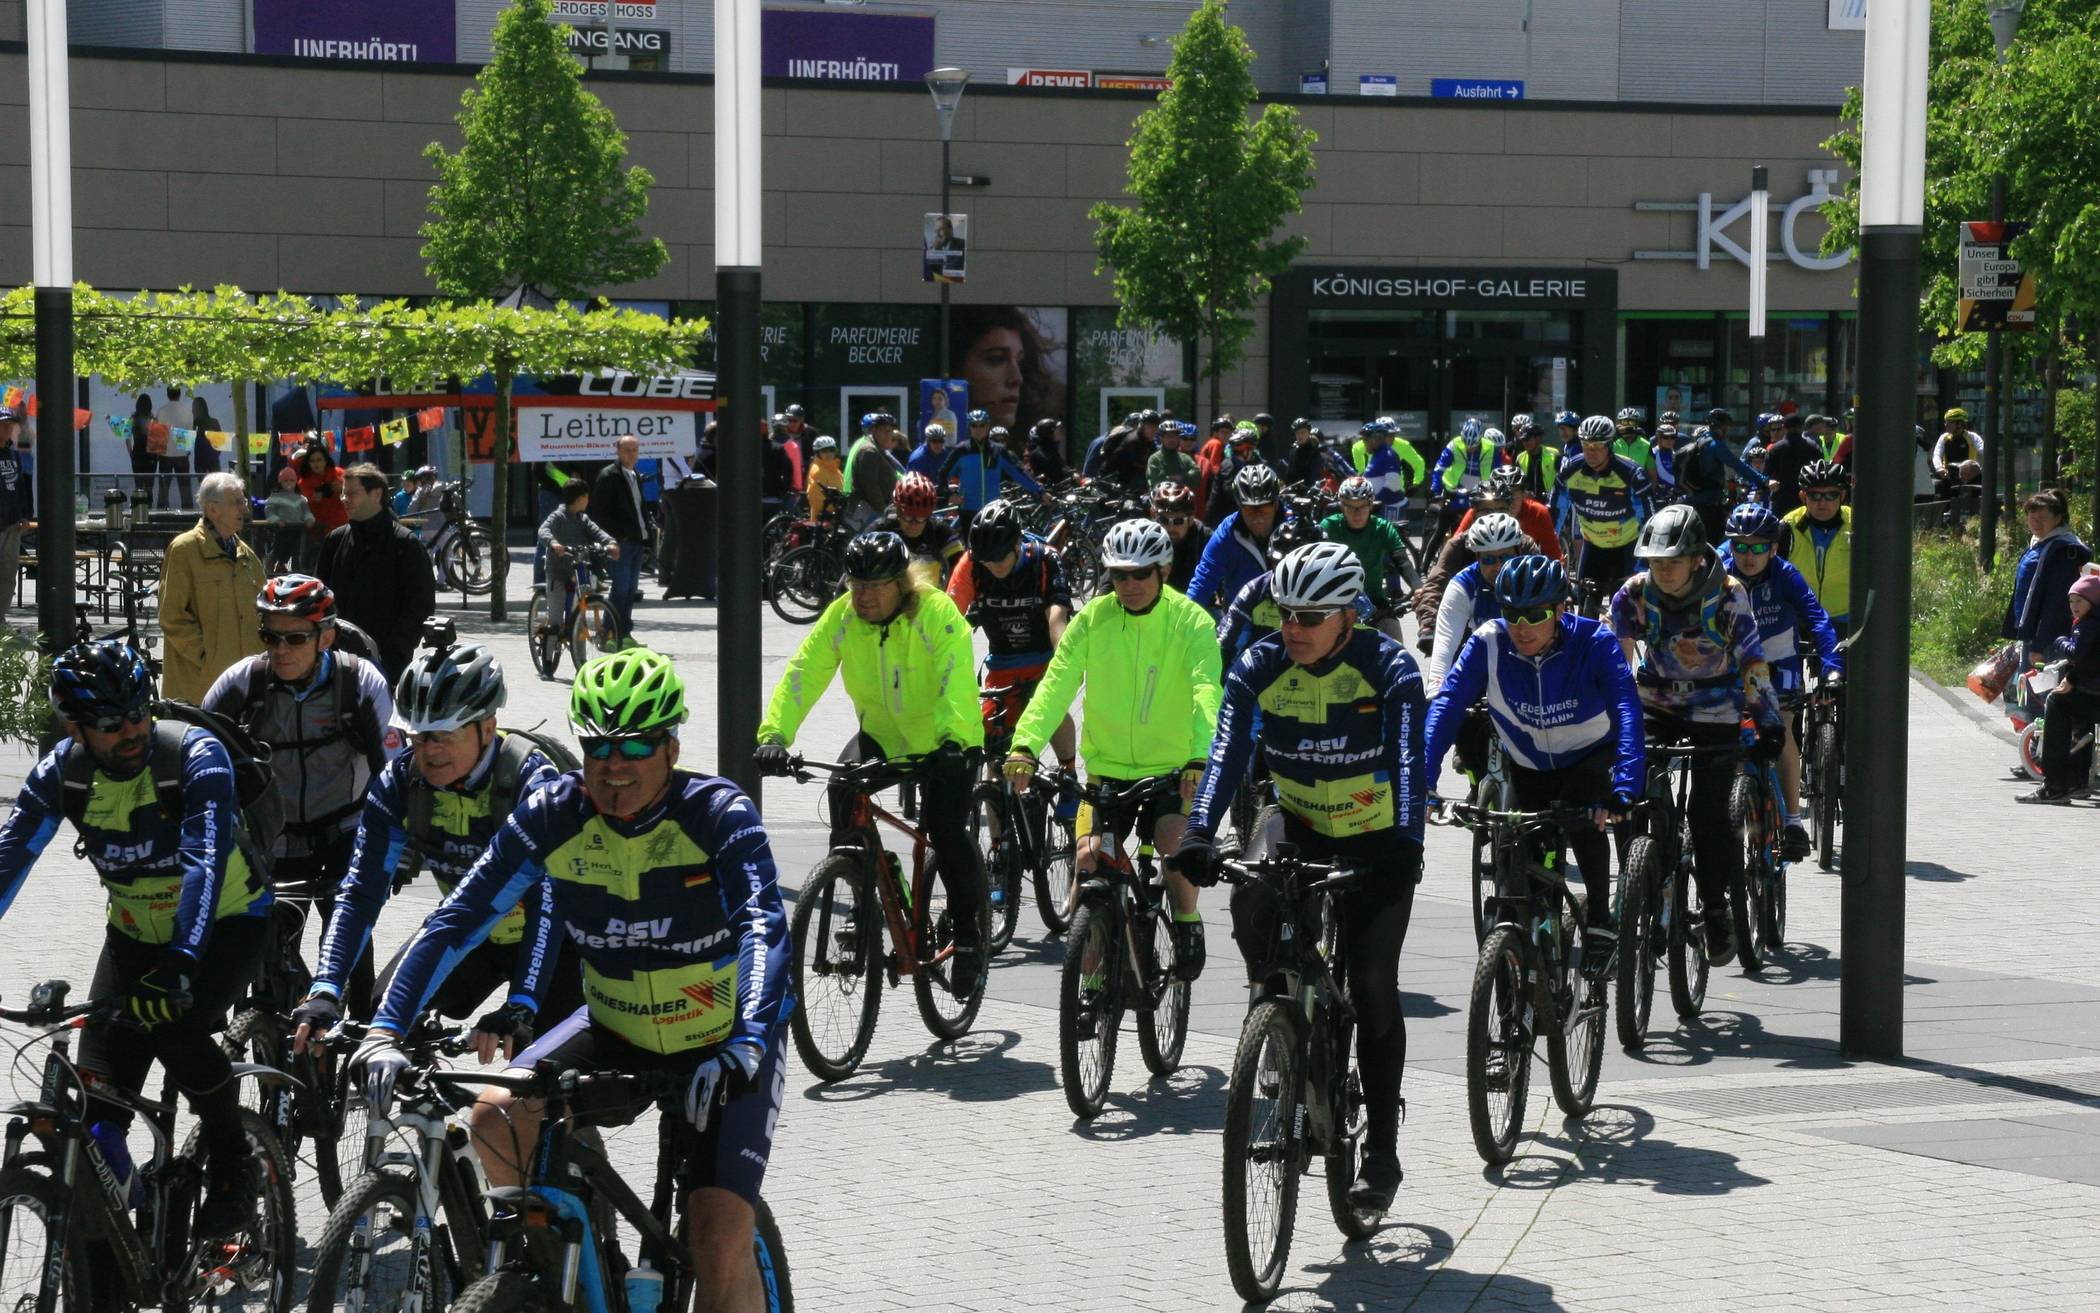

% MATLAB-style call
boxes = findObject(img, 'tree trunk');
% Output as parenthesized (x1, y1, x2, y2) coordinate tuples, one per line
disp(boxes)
(489, 356, 516, 622)
(2040, 328, 2059, 487)
(231, 383, 250, 492)
(2090, 366, 2100, 538)
(1206, 323, 1221, 425)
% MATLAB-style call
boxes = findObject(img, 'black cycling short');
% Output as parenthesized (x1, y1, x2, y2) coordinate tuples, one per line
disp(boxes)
(510, 1008, 786, 1205)
(1079, 775, 1186, 849)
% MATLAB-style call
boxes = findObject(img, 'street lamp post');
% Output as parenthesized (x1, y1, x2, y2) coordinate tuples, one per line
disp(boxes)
(925, 67, 970, 381)
(1979, 0, 2026, 571)
(1842, 0, 1930, 1062)
(1748, 165, 1769, 425)
(27, 0, 76, 660)
(715, 0, 763, 802)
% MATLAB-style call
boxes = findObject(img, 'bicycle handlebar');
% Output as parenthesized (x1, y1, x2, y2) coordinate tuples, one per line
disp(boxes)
(1439, 801, 1617, 834)
(1080, 774, 1184, 810)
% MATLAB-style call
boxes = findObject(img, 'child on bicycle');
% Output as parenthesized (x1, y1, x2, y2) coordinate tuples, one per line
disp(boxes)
(536, 481, 620, 644)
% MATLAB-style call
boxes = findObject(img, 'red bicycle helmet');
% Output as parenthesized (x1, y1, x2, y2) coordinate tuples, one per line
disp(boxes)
(257, 573, 337, 626)
(1151, 480, 1196, 514)
(893, 472, 939, 517)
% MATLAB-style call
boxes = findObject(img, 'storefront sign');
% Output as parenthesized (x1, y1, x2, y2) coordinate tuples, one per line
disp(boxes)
(1631, 169, 1852, 272)
(1308, 272, 1589, 305)
(1828, 0, 1867, 31)
(551, 0, 657, 19)
(1958, 220, 2037, 332)
(1359, 75, 1398, 97)
(253, 0, 456, 62)
(516, 402, 694, 460)
(565, 26, 669, 57)
(1008, 68, 1091, 88)
(1073, 308, 1191, 442)
(1431, 78, 1524, 100)
(761, 9, 935, 81)
(1094, 72, 1171, 91)
(1300, 71, 1328, 94)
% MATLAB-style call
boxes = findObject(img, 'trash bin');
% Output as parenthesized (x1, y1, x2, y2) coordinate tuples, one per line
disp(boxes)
(659, 479, 717, 600)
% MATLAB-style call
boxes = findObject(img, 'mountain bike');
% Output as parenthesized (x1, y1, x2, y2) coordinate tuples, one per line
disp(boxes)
(972, 678, 1078, 948)
(526, 545, 621, 680)
(778, 755, 988, 1082)
(1445, 801, 1607, 1166)
(1463, 719, 1512, 944)
(1216, 848, 1378, 1303)
(1730, 750, 1788, 972)
(763, 513, 849, 625)
(1798, 669, 1844, 872)
(412, 480, 505, 597)
(302, 1017, 487, 1313)
(1058, 776, 1190, 1120)
(443, 1067, 792, 1313)
(1615, 741, 1734, 1048)
(0, 978, 299, 1313)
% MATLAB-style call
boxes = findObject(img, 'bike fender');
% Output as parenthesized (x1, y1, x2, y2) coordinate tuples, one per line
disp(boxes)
(1078, 875, 1118, 906)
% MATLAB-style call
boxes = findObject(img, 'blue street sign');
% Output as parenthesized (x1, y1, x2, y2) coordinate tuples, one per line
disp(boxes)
(1358, 74, 1397, 97)
(1431, 78, 1525, 100)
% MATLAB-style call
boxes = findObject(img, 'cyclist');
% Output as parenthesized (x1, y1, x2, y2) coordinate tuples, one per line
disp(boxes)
(1508, 416, 1559, 501)
(1175, 541, 1425, 1213)
(202, 574, 396, 1015)
(1554, 416, 1654, 610)
(1452, 465, 1562, 563)
(1424, 554, 1644, 975)
(869, 471, 963, 587)
(949, 500, 1079, 811)
(1217, 516, 1360, 666)
(1188, 464, 1287, 617)
(1613, 407, 1655, 476)
(293, 642, 585, 1057)
(1606, 504, 1783, 966)
(1284, 417, 1329, 487)
(1152, 480, 1212, 591)
(1356, 420, 1420, 525)
(1780, 459, 1854, 634)
(1322, 474, 1410, 636)
(1932, 407, 1985, 501)
(1432, 417, 1498, 502)
(0, 640, 274, 1236)
(1425, 513, 1531, 694)
(1669, 422, 1769, 545)
(1722, 503, 1843, 861)
(754, 530, 988, 990)
(1554, 410, 1583, 461)
(537, 479, 620, 646)
(804, 434, 845, 520)
(1148, 419, 1202, 490)
(1205, 421, 1270, 520)
(1006, 519, 1221, 975)
(943, 424, 1044, 520)
(353, 649, 792, 1313)
(904, 422, 950, 482)
(1023, 417, 1068, 484)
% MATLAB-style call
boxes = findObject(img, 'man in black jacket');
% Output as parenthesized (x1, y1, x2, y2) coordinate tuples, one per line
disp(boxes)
(316, 463, 437, 681)
(590, 435, 652, 638)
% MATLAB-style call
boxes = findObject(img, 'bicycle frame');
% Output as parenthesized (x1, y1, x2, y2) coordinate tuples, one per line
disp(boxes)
(795, 758, 946, 981)
(1075, 780, 1181, 1015)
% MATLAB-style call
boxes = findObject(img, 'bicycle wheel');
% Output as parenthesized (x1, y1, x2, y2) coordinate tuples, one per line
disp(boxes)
(767, 546, 841, 625)
(1465, 925, 1531, 1166)
(1547, 933, 1605, 1117)
(1221, 999, 1303, 1302)
(1812, 722, 1841, 872)
(1058, 899, 1121, 1119)
(174, 1109, 298, 1313)
(753, 1196, 795, 1313)
(1614, 837, 1658, 1051)
(1322, 1047, 1378, 1240)
(305, 1170, 450, 1313)
(787, 853, 884, 1082)
(970, 785, 1021, 955)
(1136, 903, 1189, 1076)
(444, 525, 500, 597)
(1059, 537, 1103, 601)
(1033, 811, 1077, 937)
(450, 1268, 546, 1313)
(525, 593, 558, 679)
(1466, 776, 1503, 943)
(0, 1160, 93, 1311)
(223, 1008, 363, 1209)
(911, 855, 986, 1041)
(1666, 821, 1709, 1019)
(1727, 774, 1765, 973)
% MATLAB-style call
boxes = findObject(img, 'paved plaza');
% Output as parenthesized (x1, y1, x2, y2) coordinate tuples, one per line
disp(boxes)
(5, 575, 2099, 1310)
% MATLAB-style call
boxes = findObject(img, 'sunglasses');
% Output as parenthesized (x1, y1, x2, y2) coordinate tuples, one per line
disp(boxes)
(1108, 567, 1157, 584)
(1804, 490, 1843, 503)
(1476, 551, 1517, 565)
(1730, 539, 1776, 555)
(1157, 515, 1191, 527)
(580, 735, 668, 761)
(257, 628, 320, 648)
(79, 707, 149, 734)
(1279, 607, 1341, 628)
(1505, 605, 1558, 627)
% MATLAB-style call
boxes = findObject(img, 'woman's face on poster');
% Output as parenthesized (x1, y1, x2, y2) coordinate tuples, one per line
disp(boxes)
(962, 328, 1024, 427)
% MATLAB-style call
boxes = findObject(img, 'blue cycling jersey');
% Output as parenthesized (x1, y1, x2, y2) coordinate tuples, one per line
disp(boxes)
(375, 771, 793, 1057)
(1217, 573, 1374, 667)
(1186, 510, 1273, 617)
(1190, 628, 1427, 848)
(312, 734, 562, 999)
(940, 446, 1042, 511)
(1424, 613, 1646, 804)
(1722, 550, 1843, 697)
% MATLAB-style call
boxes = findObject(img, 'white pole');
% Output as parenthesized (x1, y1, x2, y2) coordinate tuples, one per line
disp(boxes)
(714, 0, 761, 268)
(1861, 0, 1930, 230)
(27, 0, 74, 288)
(1748, 165, 1769, 339)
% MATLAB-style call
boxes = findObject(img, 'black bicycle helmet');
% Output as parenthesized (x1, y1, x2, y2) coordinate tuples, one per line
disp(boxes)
(1798, 458, 1850, 490)
(50, 639, 152, 726)
(1266, 514, 1325, 564)
(1633, 503, 1709, 559)
(842, 531, 910, 582)
(1232, 463, 1282, 507)
(968, 500, 1023, 559)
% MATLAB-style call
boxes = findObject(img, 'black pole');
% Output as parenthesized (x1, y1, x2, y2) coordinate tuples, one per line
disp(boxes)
(715, 266, 763, 807)
(34, 285, 75, 656)
(938, 136, 952, 386)
(1841, 224, 1917, 1061)
(1979, 172, 2006, 570)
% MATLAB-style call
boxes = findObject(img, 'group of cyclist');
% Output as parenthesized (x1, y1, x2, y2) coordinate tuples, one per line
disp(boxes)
(0, 398, 1858, 1306)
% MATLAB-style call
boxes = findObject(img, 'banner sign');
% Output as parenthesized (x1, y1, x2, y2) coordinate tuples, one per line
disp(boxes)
(761, 9, 934, 81)
(1431, 78, 1524, 100)
(1008, 68, 1090, 88)
(1958, 220, 2037, 333)
(1359, 74, 1398, 97)
(1300, 71, 1328, 94)
(565, 27, 669, 57)
(923, 213, 967, 285)
(252, 0, 457, 63)
(919, 380, 968, 437)
(1094, 71, 1170, 91)
(514, 370, 713, 461)
(550, 0, 656, 19)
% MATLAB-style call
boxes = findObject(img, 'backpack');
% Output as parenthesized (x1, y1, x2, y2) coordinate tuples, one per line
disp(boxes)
(397, 727, 581, 887)
(60, 700, 285, 880)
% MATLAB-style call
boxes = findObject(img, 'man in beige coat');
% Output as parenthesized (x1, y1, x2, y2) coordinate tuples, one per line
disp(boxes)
(159, 472, 267, 703)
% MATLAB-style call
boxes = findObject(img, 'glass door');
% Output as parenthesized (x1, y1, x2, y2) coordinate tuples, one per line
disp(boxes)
(1374, 348, 1438, 448)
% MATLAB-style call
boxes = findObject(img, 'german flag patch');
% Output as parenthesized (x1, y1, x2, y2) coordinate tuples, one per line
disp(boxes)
(684, 872, 714, 888)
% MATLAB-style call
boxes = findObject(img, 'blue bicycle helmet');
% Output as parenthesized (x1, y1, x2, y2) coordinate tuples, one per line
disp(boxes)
(967, 409, 990, 425)
(1492, 554, 1567, 610)
(1725, 502, 1785, 543)
(858, 411, 880, 431)
(1555, 410, 1581, 429)
(50, 639, 153, 726)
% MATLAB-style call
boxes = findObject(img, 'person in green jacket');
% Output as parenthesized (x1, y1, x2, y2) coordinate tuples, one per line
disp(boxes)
(1612, 407, 1655, 476)
(1146, 419, 1201, 490)
(1006, 518, 1223, 980)
(1322, 475, 1410, 636)
(756, 529, 990, 991)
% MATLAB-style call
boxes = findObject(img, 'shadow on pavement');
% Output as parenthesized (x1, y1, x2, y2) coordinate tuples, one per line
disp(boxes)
(1892, 1057, 2100, 1112)
(1622, 1008, 1847, 1070)
(1402, 990, 1459, 1022)
(1070, 1064, 1228, 1142)
(1723, 939, 1935, 989)
(1264, 1223, 1565, 1312)
(1488, 1104, 1771, 1196)
(1906, 860, 1977, 882)
(796, 1029, 1058, 1104)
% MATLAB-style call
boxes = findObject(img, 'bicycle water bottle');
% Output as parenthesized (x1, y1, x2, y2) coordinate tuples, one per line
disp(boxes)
(87, 1121, 145, 1207)
(624, 1261, 664, 1313)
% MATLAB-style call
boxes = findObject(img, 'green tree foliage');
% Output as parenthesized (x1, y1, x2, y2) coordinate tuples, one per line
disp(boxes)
(1090, 0, 1315, 418)
(420, 0, 668, 300)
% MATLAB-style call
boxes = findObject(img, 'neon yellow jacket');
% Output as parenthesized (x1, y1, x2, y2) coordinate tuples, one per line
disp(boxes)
(1012, 587, 1223, 778)
(758, 587, 983, 757)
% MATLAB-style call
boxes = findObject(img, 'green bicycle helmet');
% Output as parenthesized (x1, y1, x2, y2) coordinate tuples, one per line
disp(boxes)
(570, 647, 688, 738)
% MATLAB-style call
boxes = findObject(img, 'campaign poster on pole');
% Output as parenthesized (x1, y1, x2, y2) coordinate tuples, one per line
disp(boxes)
(923, 214, 968, 284)
(1957, 220, 2037, 333)
(919, 380, 968, 438)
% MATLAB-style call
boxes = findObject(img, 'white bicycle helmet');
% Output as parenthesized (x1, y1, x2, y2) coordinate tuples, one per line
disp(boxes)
(395, 642, 507, 734)
(1100, 519, 1175, 570)
(1481, 426, 1505, 447)
(1578, 415, 1617, 444)
(1336, 475, 1376, 503)
(1272, 542, 1365, 610)
(1465, 512, 1528, 555)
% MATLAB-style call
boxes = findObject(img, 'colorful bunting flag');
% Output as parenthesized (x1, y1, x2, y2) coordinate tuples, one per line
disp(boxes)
(206, 430, 233, 451)
(1, 387, 20, 410)
(345, 425, 376, 453)
(169, 427, 196, 456)
(380, 417, 411, 446)
(415, 406, 446, 432)
(279, 433, 304, 457)
(247, 432, 270, 456)
(72, 408, 90, 431)
(145, 421, 170, 456)
(108, 416, 133, 440)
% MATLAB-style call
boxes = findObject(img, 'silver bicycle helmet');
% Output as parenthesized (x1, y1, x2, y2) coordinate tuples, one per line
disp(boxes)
(1578, 415, 1617, 444)
(1272, 542, 1366, 610)
(395, 642, 507, 734)
(1232, 463, 1282, 507)
(1464, 512, 1529, 555)
(1100, 519, 1175, 570)
(1337, 475, 1376, 503)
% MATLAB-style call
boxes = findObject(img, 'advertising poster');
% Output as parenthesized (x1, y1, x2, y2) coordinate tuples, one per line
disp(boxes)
(1009, 68, 1091, 88)
(1071, 308, 1190, 442)
(762, 8, 935, 81)
(919, 380, 968, 438)
(945, 307, 1069, 431)
(252, 0, 457, 62)
(923, 213, 968, 284)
